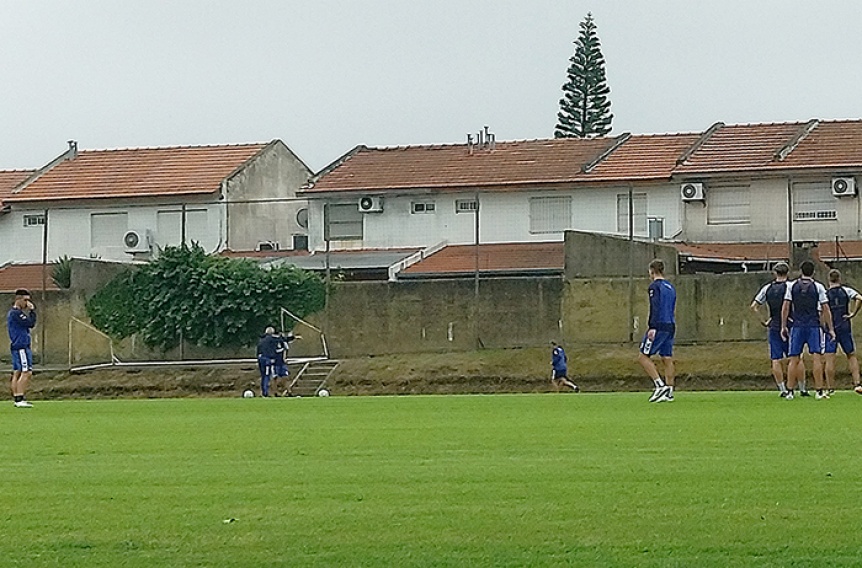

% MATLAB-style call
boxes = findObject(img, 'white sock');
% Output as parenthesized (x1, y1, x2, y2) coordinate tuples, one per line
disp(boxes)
(653, 378, 665, 388)
(778, 382, 787, 393)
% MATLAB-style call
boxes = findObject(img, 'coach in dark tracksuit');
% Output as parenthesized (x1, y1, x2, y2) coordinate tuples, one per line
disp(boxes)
(256, 327, 282, 397)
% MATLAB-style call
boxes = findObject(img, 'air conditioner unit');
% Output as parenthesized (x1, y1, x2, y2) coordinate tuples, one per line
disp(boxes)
(123, 229, 153, 253)
(832, 177, 857, 197)
(681, 182, 705, 201)
(358, 196, 384, 213)
(256, 241, 279, 252)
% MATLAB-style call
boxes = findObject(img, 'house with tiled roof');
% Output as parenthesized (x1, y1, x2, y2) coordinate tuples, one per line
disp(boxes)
(674, 119, 862, 244)
(0, 140, 312, 265)
(301, 119, 862, 276)
(301, 131, 697, 255)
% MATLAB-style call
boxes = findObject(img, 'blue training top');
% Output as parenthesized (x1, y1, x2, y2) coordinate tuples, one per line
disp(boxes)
(788, 278, 824, 328)
(551, 346, 567, 371)
(647, 278, 676, 332)
(7, 307, 37, 350)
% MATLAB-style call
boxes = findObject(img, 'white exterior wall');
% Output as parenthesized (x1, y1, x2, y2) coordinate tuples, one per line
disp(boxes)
(0, 202, 223, 264)
(305, 182, 684, 251)
(679, 175, 862, 243)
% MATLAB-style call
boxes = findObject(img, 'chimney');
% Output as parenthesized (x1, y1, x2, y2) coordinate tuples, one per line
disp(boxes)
(67, 140, 78, 159)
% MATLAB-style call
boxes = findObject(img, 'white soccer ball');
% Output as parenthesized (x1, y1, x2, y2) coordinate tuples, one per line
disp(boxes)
(318, 389, 330, 397)
(242, 389, 255, 398)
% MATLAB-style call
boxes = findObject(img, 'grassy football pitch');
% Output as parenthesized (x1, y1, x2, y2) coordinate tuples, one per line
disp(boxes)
(2, 392, 861, 567)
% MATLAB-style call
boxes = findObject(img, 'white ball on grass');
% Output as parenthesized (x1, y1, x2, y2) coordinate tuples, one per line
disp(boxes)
(318, 389, 330, 397)
(242, 389, 254, 398)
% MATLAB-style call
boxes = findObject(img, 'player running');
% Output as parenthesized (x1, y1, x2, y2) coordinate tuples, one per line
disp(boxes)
(638, 259, 676, 403)
(550, 341, 579, 392)
(750, 262, 792, 397)
(7, 289, 37, 408)
(823, 269, 862, 394)
(781, 260, 835, 400)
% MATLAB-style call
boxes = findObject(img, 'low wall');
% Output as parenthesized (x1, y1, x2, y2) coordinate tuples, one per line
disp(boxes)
(322, 277, 563, 358)
(563, 272, 796, 344)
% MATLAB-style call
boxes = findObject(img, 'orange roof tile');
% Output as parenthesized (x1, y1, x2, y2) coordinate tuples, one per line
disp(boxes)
(675, 122, 805, 174)
(769, 120, 862, 171)
(588, 132, 702, 181)
(401, 242, 564, 276)
(0, 263, 60, 293)
(6, 143, 268, 203)
(309, 138, 618, 193)
(0, 170, 35, 207)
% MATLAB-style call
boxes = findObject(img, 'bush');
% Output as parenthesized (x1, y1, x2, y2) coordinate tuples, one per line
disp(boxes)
(86, 245, 325, 351)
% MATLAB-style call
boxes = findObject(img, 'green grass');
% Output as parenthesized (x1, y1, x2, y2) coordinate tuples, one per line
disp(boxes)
(2, 393, 861, 567)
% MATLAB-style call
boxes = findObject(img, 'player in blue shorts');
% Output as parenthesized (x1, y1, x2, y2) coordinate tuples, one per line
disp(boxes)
(750, 262, 792, 397)
(638, 259, 676, 403)
(273, 330, 301, 396)
(7, 289, 37, 408)
(256, 327, 281, 397)
(781, 260, 835, 400)
(823, 269, 862, 395)
(550, 341, 579, 392)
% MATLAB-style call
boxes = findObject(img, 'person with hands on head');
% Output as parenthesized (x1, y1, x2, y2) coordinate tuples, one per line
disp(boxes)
(7, 289, 37, 408)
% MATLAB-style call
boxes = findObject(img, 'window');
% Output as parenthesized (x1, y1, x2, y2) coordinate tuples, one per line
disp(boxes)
(22, 214, 45, 227)
(455, 199, 478, 213)
(325, 203, 363, 240)
(616, 193, 647, 234)
(530, 196, 572, 234)
(411, 202, 436, 214)
(793, 181, 836, 221)
(90, 212, 128, 248)
(157, 209, 208, 246)
(707, 185, 750, 224)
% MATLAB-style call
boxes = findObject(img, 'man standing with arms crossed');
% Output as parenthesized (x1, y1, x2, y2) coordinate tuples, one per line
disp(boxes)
(8, 289, 36, 408)
(750, 262, 792, 397)
(638, 259, 676, 403)
(823, 269, 862, 394)
(781, 260, 835, 400)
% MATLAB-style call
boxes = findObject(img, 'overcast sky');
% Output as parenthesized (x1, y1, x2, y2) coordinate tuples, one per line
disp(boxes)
(1, 1, 860, 172)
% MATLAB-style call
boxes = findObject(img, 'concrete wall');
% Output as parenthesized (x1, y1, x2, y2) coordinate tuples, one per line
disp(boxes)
(564, 230, 679, 278)
(226, 141, 313, 252)
(563, 272, 783, 344)
(322, 278, 563, 357)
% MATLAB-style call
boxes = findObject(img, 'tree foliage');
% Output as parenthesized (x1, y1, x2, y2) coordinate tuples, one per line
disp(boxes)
(86, 245, 326, 351)
(555, 12, 613, 138)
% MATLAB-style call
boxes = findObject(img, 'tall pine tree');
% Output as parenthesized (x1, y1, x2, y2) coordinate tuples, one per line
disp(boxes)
(555, 13, 613, 138)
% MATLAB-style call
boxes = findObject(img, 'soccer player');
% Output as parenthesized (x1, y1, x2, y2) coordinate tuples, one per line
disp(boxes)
(550, 341, 579, 392)
(7, 289, 37, 408)
(823, 269, 862, 394)
(781, 260, 835, 400)
(750, 262, 792, 397)
(638, 259, 676, 403)
(256, 327, 282, 397)
(273, 330, 301, 396)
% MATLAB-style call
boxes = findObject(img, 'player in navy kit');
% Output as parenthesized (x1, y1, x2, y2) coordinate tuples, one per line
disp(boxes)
(256, 327, 282, 397)
(550, 341, 579, 392)
(638, 259, 676, 403)
(273, 330, 301, 396)
(750, 262, 792, 396)
(7, 289, 37, 408)
(823, 269, 862, 394)
(781, 260, 835, 399)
